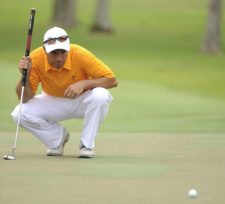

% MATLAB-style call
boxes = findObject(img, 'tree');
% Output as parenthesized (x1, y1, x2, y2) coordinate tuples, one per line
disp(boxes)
(202, 0, 222, 54)
(91, 0, 113, 33)
(52, 0, 77, 28)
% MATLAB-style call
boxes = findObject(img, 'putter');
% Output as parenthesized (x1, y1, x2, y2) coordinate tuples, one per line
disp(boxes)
(3, 8, 36, 160)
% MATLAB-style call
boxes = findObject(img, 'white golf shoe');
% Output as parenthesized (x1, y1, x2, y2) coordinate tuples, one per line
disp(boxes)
(79, 143, 95, 158)
(46, 129, 70, 156)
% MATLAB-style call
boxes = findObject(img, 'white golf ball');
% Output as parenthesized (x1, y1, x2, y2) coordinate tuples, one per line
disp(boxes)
(188, 189, 198, 198)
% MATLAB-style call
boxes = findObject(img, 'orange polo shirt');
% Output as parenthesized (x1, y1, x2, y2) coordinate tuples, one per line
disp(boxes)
(29, 44, 115, 97)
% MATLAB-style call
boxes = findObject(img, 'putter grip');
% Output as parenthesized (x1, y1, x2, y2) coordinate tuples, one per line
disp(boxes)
(21, 69, 27, 87)
(21, 8, 35, 87)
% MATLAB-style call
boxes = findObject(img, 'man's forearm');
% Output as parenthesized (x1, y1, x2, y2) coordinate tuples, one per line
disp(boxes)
(16, 78, 34, 103)
(83, 77, 118, 90)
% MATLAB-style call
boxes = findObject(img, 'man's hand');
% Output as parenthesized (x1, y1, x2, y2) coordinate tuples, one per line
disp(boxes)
(16, 56, 34, 103)
(64, 81, 85, 98)
(64, 77, 118, 98)
(18, 56, 32, 74)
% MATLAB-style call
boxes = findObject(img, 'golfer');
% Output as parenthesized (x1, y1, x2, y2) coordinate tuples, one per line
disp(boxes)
(12, 27, 118, 158)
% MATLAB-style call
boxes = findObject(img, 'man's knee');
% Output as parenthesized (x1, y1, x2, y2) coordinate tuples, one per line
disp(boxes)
(90, 87, 113, 106)
(11, 106, 20, 123)
(11, 105, 32, 125)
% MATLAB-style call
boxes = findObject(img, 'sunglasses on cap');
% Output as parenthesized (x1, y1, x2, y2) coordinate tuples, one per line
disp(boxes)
(43, 36, 69, 45)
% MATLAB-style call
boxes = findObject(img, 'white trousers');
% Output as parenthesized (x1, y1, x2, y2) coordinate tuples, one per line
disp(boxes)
(11, 87, 113, 149)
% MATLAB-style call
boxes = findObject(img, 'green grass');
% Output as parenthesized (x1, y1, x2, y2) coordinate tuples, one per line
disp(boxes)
(1, 132, 225, 204)
(0, 0, 225, 133)
(1, 2, 225, 204)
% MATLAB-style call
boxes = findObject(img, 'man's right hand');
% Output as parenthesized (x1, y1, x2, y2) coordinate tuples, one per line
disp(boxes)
(18, 56, 32, 74)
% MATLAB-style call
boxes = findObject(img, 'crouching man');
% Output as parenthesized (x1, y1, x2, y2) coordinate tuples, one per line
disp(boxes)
(12, 27, 118, 158)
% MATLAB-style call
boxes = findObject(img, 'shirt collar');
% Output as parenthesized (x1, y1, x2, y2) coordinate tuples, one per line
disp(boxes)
(45, 51, 72, 72)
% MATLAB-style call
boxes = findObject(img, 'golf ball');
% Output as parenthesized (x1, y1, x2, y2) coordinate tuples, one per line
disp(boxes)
(188, 189, 198, 198)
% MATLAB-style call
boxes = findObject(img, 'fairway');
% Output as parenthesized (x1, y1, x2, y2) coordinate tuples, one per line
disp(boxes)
(1, 132, 225, 204)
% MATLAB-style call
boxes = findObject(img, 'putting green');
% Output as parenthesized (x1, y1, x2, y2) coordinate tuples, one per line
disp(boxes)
(1, 132, 225, 204)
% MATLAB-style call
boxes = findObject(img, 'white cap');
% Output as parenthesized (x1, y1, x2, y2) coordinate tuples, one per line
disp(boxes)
(43, 27, 70, 53)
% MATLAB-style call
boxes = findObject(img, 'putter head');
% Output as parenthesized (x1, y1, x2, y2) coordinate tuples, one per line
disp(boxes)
(3, 154, 16, 160)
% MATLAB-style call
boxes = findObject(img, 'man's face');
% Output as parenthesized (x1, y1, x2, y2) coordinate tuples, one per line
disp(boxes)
(46, 49, 68, 69)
